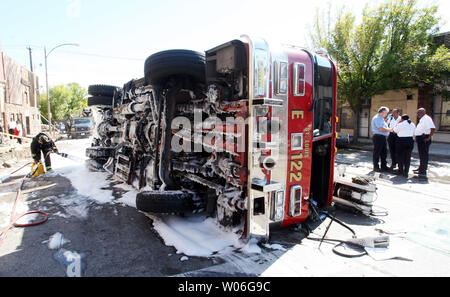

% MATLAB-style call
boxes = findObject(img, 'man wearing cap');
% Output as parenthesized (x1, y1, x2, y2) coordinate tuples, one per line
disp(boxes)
(414, 108, 436, 179)
(371, 107, 393, 172)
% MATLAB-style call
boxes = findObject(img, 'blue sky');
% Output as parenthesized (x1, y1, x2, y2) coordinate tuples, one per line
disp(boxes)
(1, 0, 448, 90)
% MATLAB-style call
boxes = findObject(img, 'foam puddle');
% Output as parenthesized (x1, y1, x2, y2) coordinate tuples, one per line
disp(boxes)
(44, 232, 71, 250)
(146, 213, 248, 257)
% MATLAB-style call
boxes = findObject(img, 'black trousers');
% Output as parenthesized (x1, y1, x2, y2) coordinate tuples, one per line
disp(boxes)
(8, 128, 14, 139)
(416, 134, 431, 175)
(373, 134, 388, 169)
(387, 133, 398, 167)
(396, 137, 414, 176)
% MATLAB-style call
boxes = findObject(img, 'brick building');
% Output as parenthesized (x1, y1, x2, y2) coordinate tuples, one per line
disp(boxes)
(0, 41, 41, 138)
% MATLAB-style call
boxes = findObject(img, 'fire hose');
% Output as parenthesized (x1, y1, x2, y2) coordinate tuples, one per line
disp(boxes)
(0, 148, 79, 246)
(0, 151, 79, 246)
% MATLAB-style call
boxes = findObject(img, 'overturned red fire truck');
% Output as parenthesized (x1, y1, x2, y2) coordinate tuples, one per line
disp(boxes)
(86, 36, 339, 240)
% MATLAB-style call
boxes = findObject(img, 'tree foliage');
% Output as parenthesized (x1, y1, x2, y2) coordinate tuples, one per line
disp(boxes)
(310, 0, 450, 140)
(39, 83, 88, 123)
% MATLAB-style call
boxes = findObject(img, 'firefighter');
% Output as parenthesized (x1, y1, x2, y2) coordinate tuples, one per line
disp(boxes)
(31, 133, 59, 172)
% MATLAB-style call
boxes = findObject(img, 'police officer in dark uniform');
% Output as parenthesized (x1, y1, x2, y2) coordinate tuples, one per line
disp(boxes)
(31, 133, 59, 172)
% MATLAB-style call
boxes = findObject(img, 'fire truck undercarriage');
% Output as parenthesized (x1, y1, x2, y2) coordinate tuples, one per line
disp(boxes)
(87, 42, 252, 236)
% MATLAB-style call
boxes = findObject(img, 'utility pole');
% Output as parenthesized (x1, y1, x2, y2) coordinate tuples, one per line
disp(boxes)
(27, 46, 33, 72)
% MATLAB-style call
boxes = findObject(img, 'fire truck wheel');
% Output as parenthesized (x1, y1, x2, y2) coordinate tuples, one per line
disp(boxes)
(136, 191, 203, 214)
(88, 96, 113, 107)
(88, 84, 118, 97)
(144, 50, 206, 86)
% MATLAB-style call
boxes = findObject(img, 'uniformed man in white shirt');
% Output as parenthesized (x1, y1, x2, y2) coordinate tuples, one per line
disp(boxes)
(414, 108, 436, 178)
(387, 109, 401, 170)
(371, 107, 394, 172)
(393, 114, 416, 177)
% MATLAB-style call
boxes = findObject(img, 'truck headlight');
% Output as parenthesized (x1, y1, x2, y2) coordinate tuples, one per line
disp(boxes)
(291, 133, 304, 150)
(289, 185, 302, 217)
(275, 61, 288, 95)
(276, 190, 284, 206)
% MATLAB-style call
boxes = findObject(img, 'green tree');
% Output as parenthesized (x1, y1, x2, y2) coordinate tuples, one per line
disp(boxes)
(39, 83, 88, 123)
(310, 0, 450, 142)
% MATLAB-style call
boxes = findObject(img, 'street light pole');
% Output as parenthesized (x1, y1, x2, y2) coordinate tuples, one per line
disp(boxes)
(44, 43, 79, 136)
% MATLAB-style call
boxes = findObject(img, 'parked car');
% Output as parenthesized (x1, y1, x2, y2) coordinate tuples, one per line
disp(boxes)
(69, 117, 95, 139)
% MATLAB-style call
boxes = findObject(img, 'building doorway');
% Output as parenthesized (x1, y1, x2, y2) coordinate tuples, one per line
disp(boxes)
(359, 107, 370, 138)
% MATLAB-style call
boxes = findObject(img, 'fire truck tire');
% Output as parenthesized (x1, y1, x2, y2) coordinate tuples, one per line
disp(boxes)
(144, 50, 206, 86)
(88, 84, 118, 97)
(136, 191, 202, 214)
(88, 96, 113, 107)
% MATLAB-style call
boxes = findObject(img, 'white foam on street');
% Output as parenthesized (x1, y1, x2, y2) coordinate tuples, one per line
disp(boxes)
(145, 213, 251, 257)
(52, 138, 115, 206)
(263, 243, 287, 251)
(0, 196, 33, 228)
(114, 183, 137, 208)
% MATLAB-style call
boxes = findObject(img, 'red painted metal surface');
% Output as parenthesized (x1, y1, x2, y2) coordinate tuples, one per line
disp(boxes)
(281, 49, 315, 227)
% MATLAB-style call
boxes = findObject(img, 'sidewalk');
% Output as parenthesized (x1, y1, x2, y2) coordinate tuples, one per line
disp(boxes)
(345, 140, 450, 160)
